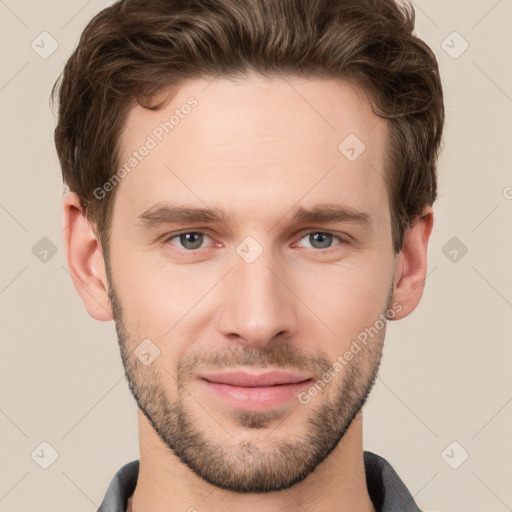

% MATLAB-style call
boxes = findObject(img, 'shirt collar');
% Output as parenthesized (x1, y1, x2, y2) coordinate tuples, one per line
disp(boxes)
(98, 451, 422, 511)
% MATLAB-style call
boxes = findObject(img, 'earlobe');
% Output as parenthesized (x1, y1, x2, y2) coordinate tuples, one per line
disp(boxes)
(62, 192, 114, 321)
(390, 207, 434, 321)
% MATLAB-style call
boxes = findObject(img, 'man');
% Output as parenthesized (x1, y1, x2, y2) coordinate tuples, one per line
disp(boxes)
(52, 0, 444, 510)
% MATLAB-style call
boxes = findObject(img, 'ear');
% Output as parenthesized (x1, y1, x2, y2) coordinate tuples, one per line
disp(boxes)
(62, 192, 113, 321)
(390, 206, 434, 320)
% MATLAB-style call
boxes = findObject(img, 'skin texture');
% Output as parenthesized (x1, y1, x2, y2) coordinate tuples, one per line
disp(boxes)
(62, 73, 433, 512)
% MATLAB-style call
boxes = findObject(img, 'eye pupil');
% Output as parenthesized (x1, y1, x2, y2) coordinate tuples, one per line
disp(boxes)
(180, 232, 203, 250)
(310, 232, 332, 249)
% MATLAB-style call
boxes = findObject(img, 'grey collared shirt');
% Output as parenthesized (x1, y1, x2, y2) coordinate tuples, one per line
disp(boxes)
(97, 451, 423, 511)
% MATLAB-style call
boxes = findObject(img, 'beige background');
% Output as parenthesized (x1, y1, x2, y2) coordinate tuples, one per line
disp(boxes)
(1, 0, 511, 510)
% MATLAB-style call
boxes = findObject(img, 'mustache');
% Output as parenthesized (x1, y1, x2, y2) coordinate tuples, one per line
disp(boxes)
(176, 341, 332, 380)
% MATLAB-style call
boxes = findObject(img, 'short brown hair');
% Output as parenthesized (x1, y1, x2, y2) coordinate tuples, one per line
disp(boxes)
(51, 0, 444, 256)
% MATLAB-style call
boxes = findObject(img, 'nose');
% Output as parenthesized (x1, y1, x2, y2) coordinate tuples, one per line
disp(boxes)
(216, 243, 299, 349)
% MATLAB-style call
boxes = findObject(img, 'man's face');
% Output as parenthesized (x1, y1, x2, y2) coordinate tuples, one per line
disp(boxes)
(106, 74, 397, 492)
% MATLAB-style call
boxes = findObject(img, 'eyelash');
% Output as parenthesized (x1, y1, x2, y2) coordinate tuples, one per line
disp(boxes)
(161, 230, 349, 255)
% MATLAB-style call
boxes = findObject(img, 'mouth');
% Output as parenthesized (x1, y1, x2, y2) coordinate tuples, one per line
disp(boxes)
(197, 371, 314, 410)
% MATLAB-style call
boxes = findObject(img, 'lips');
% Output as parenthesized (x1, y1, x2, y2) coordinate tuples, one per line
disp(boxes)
(197, 371, 314, 411)
(199, 370, 312, 387)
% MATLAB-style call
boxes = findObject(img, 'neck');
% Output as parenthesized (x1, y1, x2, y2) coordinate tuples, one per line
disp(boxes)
(127, 410, 376, 512)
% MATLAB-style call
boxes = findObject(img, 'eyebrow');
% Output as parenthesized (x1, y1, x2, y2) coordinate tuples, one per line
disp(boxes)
(135, 201, 372, 230)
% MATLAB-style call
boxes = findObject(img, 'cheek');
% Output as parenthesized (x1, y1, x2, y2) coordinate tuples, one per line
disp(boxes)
(295, 258, 392, 345)
(116, 252, 214, 317)
(112, 261, 220, 365)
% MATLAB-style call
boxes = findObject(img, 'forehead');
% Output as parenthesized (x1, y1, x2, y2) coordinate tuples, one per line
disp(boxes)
(115, 74, 389, 225)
